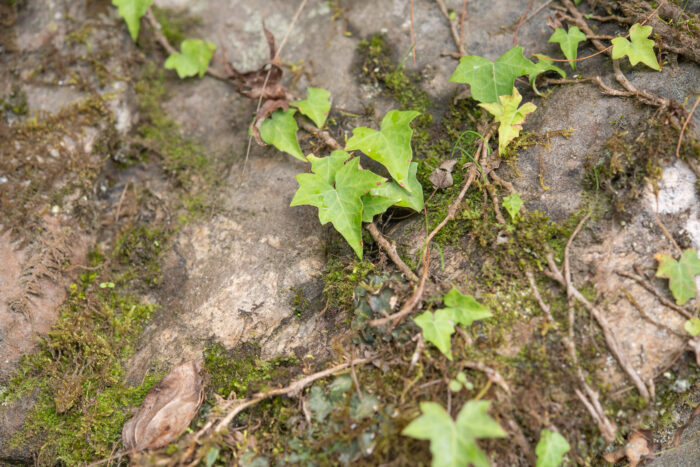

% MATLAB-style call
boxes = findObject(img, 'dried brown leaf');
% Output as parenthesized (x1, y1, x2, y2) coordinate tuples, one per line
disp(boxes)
(122, 360, 204, 451)
(429, 160, 458, 189)
(603, 430, 653, 467)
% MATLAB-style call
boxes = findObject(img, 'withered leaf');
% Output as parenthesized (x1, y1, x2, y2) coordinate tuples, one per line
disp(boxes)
(122, 360, 204, 451)
(603, 430, 653, 467)
(428, 159, 458, 189)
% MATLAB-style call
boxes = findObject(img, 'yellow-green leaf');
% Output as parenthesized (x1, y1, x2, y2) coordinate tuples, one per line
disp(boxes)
(536, 429, 570, 467)
(685, 318, 700, 337)
(164, 39, 217, 78)
(402, 401, 505, 467)
(548, 26, 587, 70)
(502, 192, 523, 220)
(259, 109, 305, 161)
(441, 288, 492, 327)
(112, 0, 152, 41)
(611, 23, 660, 71)
(414, 310, 455, 360)
(655, 249, 700, 305)
(291, 87, 331, 129)
(479, 87, 537, 154)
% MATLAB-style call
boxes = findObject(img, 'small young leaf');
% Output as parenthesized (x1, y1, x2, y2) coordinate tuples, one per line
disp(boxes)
(346, 110, 420, 186)
(536, 430, 570, 467)
(414, 310, 455, 360)
(527, 55, 566, 95)
(291, 87, 331, 128)
(441, 287, 492, 327)
(402, 401, 505, 467)
(611, 23, 660, 71)
(449, 380, 463, 392)
(479, 87, 537, 154)
(291, 154, 385, 258)
(548, 26, 587, 70)
(502, 192, 523, 220)
(449, 46, 534, 103)
(655, 249, 700, 305)
(259, 109, 305, 161)
(112, 0, 152, 41)
(164, 39, 217, 78)
(205, 447, 220, 467)
(685, 318, 700, 337)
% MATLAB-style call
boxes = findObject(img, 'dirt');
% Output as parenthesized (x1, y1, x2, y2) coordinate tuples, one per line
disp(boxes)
(1, 0, 699, 465)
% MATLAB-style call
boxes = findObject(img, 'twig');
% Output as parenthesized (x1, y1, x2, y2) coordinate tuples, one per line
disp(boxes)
(513, 0, 534, 46)
(114, 180, 130, 222)
(525, 0, 554, 23)
(368, 247, 430, 327)
(575, 388, 617, 443)
(462, 360, 510, 394)
(435, 0, 465, 56)
(211, 357, 370, 434)
(298, 118, 343, 150)
(617, 267, 692, 319)
(544, 253, 652, 400)
(488, 170, 515, 194)
(350, 351, 363, 399)
(484, 181, 506, 225)
(564, 213, 590, 301)
(622, 288, 686, 337)
(526, 270, 554, 323)
(675, 96, 700, 159)
(648, 209, 682, 254)
(366, 222, 419, 282)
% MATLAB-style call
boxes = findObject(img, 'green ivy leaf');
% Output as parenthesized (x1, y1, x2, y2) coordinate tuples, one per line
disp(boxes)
(440, 288, 492, 327)
(479, 87, 537, 154)
(402, 401, 505, 467)
(655, 249, 700, 305)
(414, 310, 455, 360)
(502, 192, 523, 220)
(346, 110, 420, 186)
(259, 109, 305, 161)
(685, 318, 700, 337)
(548, 26, 587, 70)
(536, 429, 570, 467)
(611, 23, 660, 71)
(112, 0, 152, 41)
(291, 87, 331, 128)
(449, 46, 534, 103)
(164, 39, 217, 78)
(361, 161, 424, 222)
(291, 152, 385, 258)
(527, 55, 566, 95)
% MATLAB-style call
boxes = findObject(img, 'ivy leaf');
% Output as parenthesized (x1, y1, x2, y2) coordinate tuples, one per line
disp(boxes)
(440, 288, 492, 327)
(479, 87, 537, 154)
(164, 39, 217, 78)
(685, 318, 700, 337)
(548, 26, 587, 70)
(259, 109, 305, 161)
(402, 401, 505, 467)
(502, 192, 523, 220)
(291, 87, 331, 129)
(361, 161, 424, 221)
(611, 23, 660, 71)
(112, 0, 152, 41)
(308, 149, 349, 184)
(414, 310, 455, 360)
(291, 154, 385, 258)
(308, 386, 332, 423)
(527, 55, 566, 95)
(449, 46, 534, 103)
(536, 429, 570, 467)
(655, 249, 700, 305)
(346, 110, 420, 186)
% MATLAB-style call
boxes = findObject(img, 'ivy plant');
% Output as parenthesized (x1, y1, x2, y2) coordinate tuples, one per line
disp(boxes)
(502, 192, 523, 221)
(479, 88, 537, 154)
(655, 249, 700, 305)
(291, 87, 331, 128)
(112, 0, 151, 41)
(402, 400, 506, 467)
(611, 23, 661, 71)
(415, 288, 490, 360)
(535, 429, 570, 467)
(164, 39, 217, 78)
(259, 109, 305, 161)
(549, 26, 587, 70)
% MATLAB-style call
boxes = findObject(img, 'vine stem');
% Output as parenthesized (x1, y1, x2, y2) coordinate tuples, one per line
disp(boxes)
(366, 223, 419, 282)
(675, 96, 700, 158)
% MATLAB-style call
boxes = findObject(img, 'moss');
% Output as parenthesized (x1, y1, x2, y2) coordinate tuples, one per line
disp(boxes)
(203, 342, 299, 398)
(113, 225, 169, 288)
(322, 255, 376, 312)
(0, 86, 27, 117)
(151, 5, 202, 47)
(2, 253, 159, 464)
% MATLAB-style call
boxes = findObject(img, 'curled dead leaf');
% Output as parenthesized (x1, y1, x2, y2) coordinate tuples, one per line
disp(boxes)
(429, 159, 458, 189)
(122, 360, 204, 451)
(603, 430, 654, 467)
